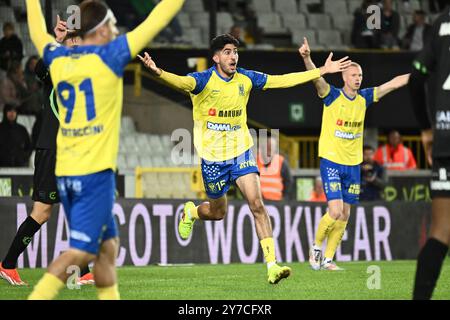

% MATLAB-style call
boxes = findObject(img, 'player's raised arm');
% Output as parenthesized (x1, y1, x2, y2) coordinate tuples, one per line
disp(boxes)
(127, 0, 185, 57)
(26, 0, 55, 57)
(376, 73, 410, 99)
(263, 45, 351, 90)
(299, 37, 330, 97)
(138, 52, 196, 92)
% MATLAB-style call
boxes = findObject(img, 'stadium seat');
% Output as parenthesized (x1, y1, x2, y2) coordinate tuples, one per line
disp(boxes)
(139, 155, 153, 167)
(117, 153, 127, 171)
(257, 13, 287, 34)
(347, 0, 362, 14)
(396, 0, 422, 14)
(292, 30, 323, 49)
(282, 13, 307, 32)
(124, 135, 140, 153)
(177, 12, 191, 28)
(182, 0, 204, 13)
(317, 30, 345, 49)
(323, 0, 348, 15)
(121, 116, 136, 134)
(274, 0, 298, 14)
(0, 6, 16, 22)
(126, 154, 140, 169)
(136, 133, 151, 150)
(12, 0, 27, 11)
(190, 12, 209, 29)
(299, 0, 322, 14)
(251, 0, 273, 13)
(216, 12, 234, 34)
(160, 134, 172, 147)
(16, 115, 34, 136)
(152, 156, 165, 167)
(307, 14, 332, 30)
(332, 14, 354, 33)
(183, 27, 205, 47)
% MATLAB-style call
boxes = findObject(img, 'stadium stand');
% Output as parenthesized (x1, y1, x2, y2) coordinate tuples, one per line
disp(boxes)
(0, 0, 436, 50)
(0, 0, 435, 200)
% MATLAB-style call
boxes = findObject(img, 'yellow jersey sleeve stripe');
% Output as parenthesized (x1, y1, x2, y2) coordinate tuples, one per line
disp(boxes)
(263, 68, 321, 90)
(126, 0, 185, 57)
(26, 0, 55, 57)
(373, 87, 379, 102)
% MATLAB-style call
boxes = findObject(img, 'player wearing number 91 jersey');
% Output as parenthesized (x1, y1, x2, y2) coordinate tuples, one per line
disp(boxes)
(26, 0, 184, 300)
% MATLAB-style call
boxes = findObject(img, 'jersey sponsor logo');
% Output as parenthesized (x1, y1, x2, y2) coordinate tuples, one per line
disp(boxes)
(239, 159, 256, 169)
(439, 168, 448, 181)
(436, 110, 450, 130)
(334, 130, 362, 140)
(206, 121, 241, 131)
(61, 124, 104, 137)
(431, 180, 450, 191)
(70, 230, 92, 243)
(22, 236, 32, 246)
(218, 110, 242, 118)
(208, 108, 216, 116)
(348, 184, 360, 195)
(438, 22, 450, 36)
(336, 119, 363, 128)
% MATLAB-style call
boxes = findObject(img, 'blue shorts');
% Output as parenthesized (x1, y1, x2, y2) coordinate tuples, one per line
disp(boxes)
(320, 158, 361, 205)
(201, 149, 259, 199)
(57, 169, 118, 255)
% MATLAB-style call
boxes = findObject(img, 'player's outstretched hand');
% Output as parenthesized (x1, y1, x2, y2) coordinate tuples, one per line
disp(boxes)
(138, 52, 162, 76)
(321, 52, 352, 75)
(299, 37, 311, 59)
(54, 14, 75, 43)
(54, 15, 68, 43)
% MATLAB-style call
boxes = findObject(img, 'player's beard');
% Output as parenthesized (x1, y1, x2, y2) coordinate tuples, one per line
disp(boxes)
(219, 60, 237, 77)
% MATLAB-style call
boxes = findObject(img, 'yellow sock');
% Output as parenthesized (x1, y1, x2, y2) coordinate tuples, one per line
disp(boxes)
(314, 212, 337, 247)
(98, 284, 120, 300)
(190, 206, 199, 220)
(28, 273, 64, 300)
(260, 237, 276, 264)
(324, 220, 348, 260)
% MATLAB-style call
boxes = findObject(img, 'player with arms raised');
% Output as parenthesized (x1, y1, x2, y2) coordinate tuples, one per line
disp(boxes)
(299, 37, 410, 271)
(25, 0, 184, 300)
(139, 34, 351, 283)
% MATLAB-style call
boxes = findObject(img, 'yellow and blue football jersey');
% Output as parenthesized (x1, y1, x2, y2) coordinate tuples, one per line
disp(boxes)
(43, 37, 130, 176)
(188, 66, 268, 162)
(26, 0, 185, 176)
(158, 63, 320, 162)
(318, 85, 378, 165)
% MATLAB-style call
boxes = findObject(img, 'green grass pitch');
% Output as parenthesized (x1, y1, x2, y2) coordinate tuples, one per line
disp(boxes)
(1, 260, 449, 300)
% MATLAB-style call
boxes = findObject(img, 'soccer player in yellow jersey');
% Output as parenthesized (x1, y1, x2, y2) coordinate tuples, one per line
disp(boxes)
(26, 0, 184, 300)
(139, 34, 351, 283)
(299, 37, 410, 271)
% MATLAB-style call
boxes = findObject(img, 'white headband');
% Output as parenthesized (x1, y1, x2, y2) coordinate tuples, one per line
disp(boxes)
(85, 9, 116, 35)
